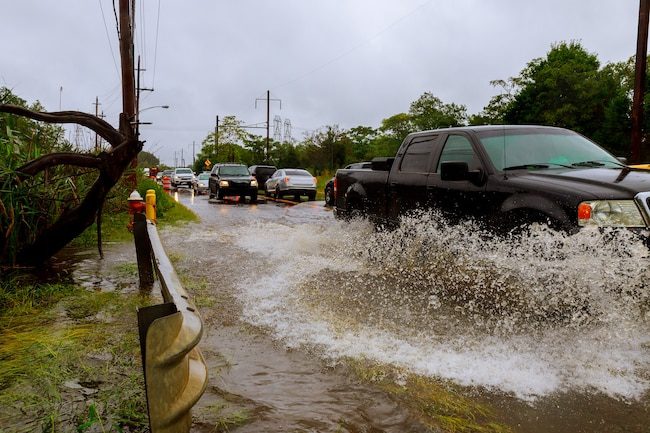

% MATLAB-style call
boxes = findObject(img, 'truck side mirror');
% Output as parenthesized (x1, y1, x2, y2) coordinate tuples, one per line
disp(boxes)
(440, 161, 469, 181)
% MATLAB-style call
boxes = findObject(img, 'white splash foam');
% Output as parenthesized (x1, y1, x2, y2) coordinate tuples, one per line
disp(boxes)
(233, 209, 650, 401)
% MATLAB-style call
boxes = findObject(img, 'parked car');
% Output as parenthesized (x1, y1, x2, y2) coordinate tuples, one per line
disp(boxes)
(249, 165, 277, 191)
(324, 162, 371, 206)
(265, 168, 317, 201)
(172, 167, 195, 188)
(209, 163, 258, 203)
(335, 125, 650, 244)
(193, 172, 211, 195)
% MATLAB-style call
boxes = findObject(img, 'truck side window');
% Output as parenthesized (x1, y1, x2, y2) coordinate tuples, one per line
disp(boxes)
(436, 135, 481, 172)
(400, 136, 437, 173)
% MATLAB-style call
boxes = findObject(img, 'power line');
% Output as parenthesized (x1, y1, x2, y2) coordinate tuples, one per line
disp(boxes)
(98, 0, 120, 77)
(273, 0, 434, 90)
(152, 0, 162, 88)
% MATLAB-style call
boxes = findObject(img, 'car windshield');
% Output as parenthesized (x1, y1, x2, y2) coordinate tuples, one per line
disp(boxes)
(198, 173, 210, 180)
(176, 168, 193, 174)
(285, 169, 312, 176)
(477, 128, 621, 171)
(219, 165, 249, 176)
(254, 167, 277, 175)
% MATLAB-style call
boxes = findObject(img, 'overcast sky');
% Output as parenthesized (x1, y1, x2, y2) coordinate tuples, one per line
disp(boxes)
(1, 1, 642, 166)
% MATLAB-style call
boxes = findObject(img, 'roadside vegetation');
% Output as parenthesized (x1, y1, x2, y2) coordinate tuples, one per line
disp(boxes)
(346, 358, 511, 433)
(0, 272, 149, 432)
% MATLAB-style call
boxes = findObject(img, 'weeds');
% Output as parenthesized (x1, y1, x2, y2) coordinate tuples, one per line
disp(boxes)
(346, 358, 511, 433)
(0, 274, 150, 432)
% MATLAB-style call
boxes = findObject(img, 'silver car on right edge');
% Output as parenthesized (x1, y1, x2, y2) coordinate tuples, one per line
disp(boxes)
(265, 168, 317, 201)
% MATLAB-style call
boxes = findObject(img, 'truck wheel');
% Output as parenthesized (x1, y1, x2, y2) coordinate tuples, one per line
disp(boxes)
(275, 187, 282, 199)
(250, 193, 258, 204)
(308, 192, 316, 201)
(325, 187, 333, 206)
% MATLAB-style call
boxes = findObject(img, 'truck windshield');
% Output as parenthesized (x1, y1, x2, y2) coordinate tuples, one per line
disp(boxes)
(219, 166, 249, 176)
(477, 128, 621, 171)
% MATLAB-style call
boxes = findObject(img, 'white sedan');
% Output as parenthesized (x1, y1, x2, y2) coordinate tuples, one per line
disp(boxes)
(265, 169, 317, 201)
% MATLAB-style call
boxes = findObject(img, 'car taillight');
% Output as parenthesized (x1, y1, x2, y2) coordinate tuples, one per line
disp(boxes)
(313, 177, 317, 185)
(333, 177, 337, 193)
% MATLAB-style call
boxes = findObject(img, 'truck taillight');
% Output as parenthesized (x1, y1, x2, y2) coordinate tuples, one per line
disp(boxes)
(333, 177, 337, 194)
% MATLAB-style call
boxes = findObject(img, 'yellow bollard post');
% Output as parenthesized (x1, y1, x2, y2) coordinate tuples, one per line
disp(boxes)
(146, 189, 157, 223)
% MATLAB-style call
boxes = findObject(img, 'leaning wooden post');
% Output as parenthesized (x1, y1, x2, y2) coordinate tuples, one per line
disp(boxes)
(133, 212, 154, 290)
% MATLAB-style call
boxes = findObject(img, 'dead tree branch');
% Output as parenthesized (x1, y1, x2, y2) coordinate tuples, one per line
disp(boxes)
(0, 104, 124, 146)
(17, 152, 103, 177)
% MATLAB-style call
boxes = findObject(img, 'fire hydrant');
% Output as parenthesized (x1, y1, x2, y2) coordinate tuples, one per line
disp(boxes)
(127, 190, 146, 231)
(145, 189, 157, 223)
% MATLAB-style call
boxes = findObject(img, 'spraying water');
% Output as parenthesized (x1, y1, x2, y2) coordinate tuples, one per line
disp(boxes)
(232, 206, 649, 401)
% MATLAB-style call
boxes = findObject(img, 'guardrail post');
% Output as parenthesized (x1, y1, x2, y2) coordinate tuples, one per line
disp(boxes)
(133, 212, 154, 290)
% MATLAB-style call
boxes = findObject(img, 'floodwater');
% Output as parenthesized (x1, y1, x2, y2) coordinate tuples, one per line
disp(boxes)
(164, 191, 648, 431)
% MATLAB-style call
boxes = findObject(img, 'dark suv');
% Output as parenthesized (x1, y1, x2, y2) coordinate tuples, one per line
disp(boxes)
(248, 165, 277, 191)
(209, 163, 258, 203)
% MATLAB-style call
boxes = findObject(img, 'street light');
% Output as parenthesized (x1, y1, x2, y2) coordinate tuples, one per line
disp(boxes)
(134, 105, 169, 136)
(139, 105, 170, 114)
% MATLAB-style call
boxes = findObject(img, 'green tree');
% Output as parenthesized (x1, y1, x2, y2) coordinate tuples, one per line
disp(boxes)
(408, 92, 467, 130)
(504, 42, 620, 141)
(137, 150, 160, 168)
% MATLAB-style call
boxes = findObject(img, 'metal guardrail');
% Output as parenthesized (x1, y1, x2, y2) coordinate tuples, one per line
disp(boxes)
(133, 212, 208, 433)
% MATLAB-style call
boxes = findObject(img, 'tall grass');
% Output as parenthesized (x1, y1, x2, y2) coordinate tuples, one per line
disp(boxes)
(0, 87, 95, 265)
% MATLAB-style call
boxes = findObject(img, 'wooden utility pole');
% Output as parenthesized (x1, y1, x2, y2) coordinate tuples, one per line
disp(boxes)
(255, 91, 281, 163)
(214, 115, 219, 161)
(631, 0, 649, 163)
(93, 96, 101, 152)
(119, 0, 136, 121)
(266, 90, 270, 161)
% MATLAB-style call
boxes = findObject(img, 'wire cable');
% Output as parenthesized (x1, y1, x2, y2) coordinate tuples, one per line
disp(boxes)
(273, 0, 433, 90)
(98, 0, 120, 77)
(151, 0, 161, 88)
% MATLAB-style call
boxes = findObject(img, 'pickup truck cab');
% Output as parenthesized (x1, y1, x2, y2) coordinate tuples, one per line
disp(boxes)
(335, 125, 650, 237)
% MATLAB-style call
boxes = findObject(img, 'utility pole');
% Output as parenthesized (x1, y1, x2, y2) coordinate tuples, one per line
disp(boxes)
(93, 96, 101, 152)
(255, 90, 281, 164)
(119, 0, 137, 187)
(119, 0, 135, 122)
(632, 0, 649, 163)
(214, 115, 219, 161)
(192, 141, 196, 167)
(181, 148, 185, 167)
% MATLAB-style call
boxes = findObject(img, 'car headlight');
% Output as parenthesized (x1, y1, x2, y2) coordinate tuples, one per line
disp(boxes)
(174, 176, 180, 181)
(251, 179, 258, 187)
(219, 180, 229, 187)
(578, 200, 646, 227)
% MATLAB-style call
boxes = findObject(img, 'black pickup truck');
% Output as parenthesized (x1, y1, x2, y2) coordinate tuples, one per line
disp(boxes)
(334, 125, 650, 236)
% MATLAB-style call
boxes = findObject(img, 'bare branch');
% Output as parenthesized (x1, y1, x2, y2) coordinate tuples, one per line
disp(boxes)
(17, 152, 103, 177)
(0, 104, 124, 147)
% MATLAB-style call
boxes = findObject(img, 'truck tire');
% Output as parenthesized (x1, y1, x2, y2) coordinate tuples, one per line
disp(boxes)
(324, 186, 334, 206)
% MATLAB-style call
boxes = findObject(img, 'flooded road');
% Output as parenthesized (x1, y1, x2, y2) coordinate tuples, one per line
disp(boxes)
(164, 190, 649, 432)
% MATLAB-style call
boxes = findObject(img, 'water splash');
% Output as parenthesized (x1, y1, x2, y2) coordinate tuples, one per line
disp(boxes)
(233, 209, 650, 400)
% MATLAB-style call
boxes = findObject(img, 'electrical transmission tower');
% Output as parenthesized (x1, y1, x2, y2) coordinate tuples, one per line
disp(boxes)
(283, 118, 292, 143)
(273, 115, 282, 142)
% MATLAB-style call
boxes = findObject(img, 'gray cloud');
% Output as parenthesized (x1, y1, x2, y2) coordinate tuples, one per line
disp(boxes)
(1, 1, 640, 165)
